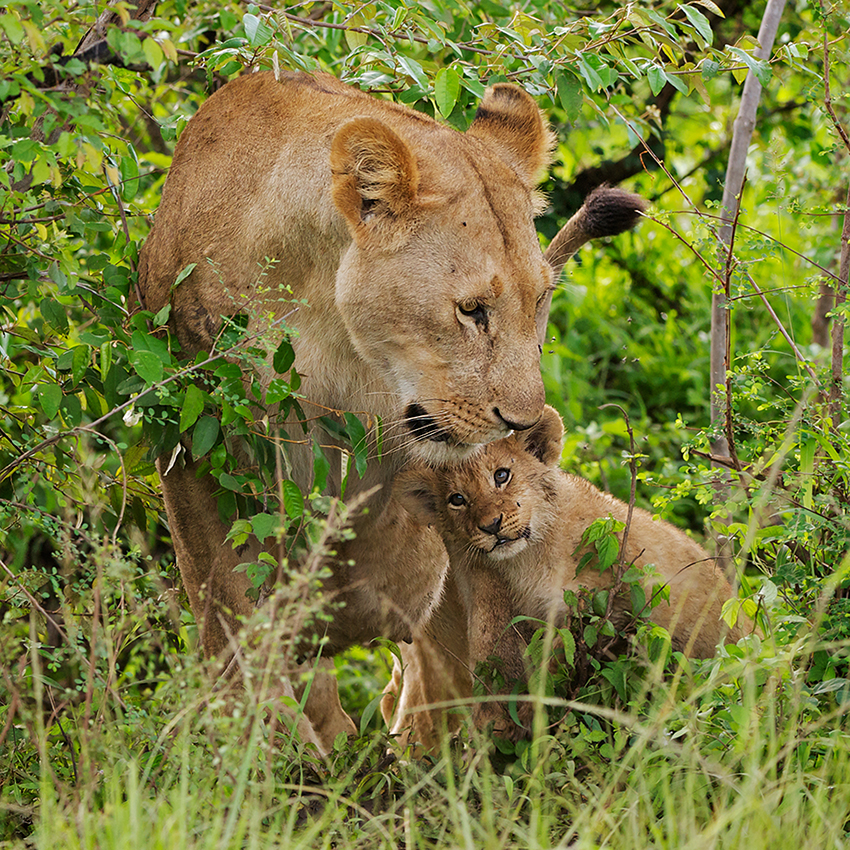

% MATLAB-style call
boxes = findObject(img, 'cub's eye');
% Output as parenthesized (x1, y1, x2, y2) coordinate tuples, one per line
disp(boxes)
(494, 468, 511, 487)
(447, 492, 466, 507)
(457, 301, 487, 324)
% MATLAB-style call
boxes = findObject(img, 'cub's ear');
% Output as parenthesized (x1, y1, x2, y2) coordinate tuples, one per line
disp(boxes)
(394, 467, 442, 527)
(331, 117, 422, 249)
(467, 84, 554, 189)
(517, 405, 564, 467)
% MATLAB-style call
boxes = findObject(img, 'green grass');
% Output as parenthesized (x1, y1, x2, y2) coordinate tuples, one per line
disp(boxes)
(4, 611, 850, 850)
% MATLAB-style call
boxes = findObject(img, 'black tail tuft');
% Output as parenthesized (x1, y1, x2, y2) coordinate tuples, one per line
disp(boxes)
(579, 186, 647, 239)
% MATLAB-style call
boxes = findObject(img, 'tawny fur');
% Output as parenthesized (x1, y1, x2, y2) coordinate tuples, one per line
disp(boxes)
(391, 405, 751, 744)
(138, 71, 643, 753)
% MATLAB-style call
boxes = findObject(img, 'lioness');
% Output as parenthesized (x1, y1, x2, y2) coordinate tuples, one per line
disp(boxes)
(392, 405, 751, 742)
(138, 70, 644, 752)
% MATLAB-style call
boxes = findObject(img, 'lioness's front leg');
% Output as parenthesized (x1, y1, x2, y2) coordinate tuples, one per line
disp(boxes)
(157, 454, 356, 753)
(456, 567, 534, 741)
(157, 455, 258, 659)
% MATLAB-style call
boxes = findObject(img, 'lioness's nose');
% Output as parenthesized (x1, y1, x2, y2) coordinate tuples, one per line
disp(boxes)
(493, 406, 539, 432)
(479, 515, 503, 535)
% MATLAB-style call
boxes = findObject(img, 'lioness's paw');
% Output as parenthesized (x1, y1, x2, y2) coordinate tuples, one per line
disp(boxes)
(473, 699, 533, 742)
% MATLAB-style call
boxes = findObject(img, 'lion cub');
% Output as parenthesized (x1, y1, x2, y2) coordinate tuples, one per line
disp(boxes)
(397, 405, 749, 737)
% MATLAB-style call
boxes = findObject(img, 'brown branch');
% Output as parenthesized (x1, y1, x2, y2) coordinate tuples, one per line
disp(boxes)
(821, 19, 850, 157)
(829, 184, 850, 423)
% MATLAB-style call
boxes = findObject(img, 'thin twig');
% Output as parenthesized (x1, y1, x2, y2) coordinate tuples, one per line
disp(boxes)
(598, 403, 637, 637)
(742, 269, 821, 386)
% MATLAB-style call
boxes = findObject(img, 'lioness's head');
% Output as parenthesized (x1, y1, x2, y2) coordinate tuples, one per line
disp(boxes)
(330, 85, 556, 462)
(397, 405, 565, 559)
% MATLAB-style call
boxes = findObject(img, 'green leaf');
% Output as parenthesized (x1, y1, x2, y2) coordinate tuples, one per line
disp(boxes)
(119, 149, 140, 201)
(143, 37, 164, 70)
(243, 13, 273, 47)
(282, 479, 304, 520)
(727, 46, 771, 87)
(647, 64, 666, 96)
(152, 302, 171, 327)
(312, 437, 330, 493)
(434, 67, 460, 118)
(359, 693, 385, 736)
(576, 54, 603, 91)
(131, 329, 171, 364)
(179, 384, 205, 432)
(172, 263, 197, 290)
(130, 350, 164, 385)
(251, 512, 280, 541)
(272, 339, 295, 374)
(595, 534, 619, 570)
(344, 412, 368, 477)
(694, 0, 723, 16)
(40, 299, 69, 334)
(0, 14, 25, 44)
(556, 72, 583, 121)
(663, 69, 689, 95)
(680, 5, 713, 45)
(192, 415, 220, 459)
(630, 583, 647, 616)
(37, 383, 62, 420)
(576, 551, 594, 574)
(99, 342, 113, 377)
(702, 58, 720, 79)
(70, 345, 90, 387)
(265, 378, 291, 404)
(218, 472, 242, 491)
(396, 55, 428, 88)
(59, 392, 82, 427)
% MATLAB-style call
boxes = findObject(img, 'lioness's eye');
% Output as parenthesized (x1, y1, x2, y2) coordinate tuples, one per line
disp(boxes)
(494, 468, 511, 486)
(448, 493, 466, 507)
(457, 301, 487, 324)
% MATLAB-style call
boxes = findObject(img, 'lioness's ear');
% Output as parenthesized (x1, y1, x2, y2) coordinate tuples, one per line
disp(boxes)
(395, 468, 441, 527)
(467, 84, 554, 188)
(517, 405, 564, 467)
(331, 118, 420, 248)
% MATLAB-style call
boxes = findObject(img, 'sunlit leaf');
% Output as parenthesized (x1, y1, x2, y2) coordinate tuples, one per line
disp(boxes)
(434, 67, 460, 117)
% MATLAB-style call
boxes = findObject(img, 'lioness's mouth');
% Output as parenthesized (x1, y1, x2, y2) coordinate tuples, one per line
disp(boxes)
(404, 403, 451, 443)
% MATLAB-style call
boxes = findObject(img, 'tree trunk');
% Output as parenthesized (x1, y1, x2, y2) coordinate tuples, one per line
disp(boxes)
(710, 0, 787, 576)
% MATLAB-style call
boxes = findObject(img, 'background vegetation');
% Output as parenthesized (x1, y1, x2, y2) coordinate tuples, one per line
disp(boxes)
(1, 0, 849, 846)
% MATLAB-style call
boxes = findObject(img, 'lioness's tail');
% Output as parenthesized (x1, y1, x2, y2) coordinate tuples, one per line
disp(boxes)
(544, 186, 646, 281)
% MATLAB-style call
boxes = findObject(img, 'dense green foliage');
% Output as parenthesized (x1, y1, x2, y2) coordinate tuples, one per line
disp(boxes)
(1, 0, 850, 846)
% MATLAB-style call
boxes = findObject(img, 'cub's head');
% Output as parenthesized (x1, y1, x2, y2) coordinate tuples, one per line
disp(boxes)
(330, 85, 555, 462)
(397, 405, 565, 560)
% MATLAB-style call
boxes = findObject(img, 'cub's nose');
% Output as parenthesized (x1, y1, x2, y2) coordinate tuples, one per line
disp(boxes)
(478, 515, 503, 535)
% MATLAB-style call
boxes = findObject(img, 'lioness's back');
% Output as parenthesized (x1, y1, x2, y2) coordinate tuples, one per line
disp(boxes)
(140, 72, 425, 321)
